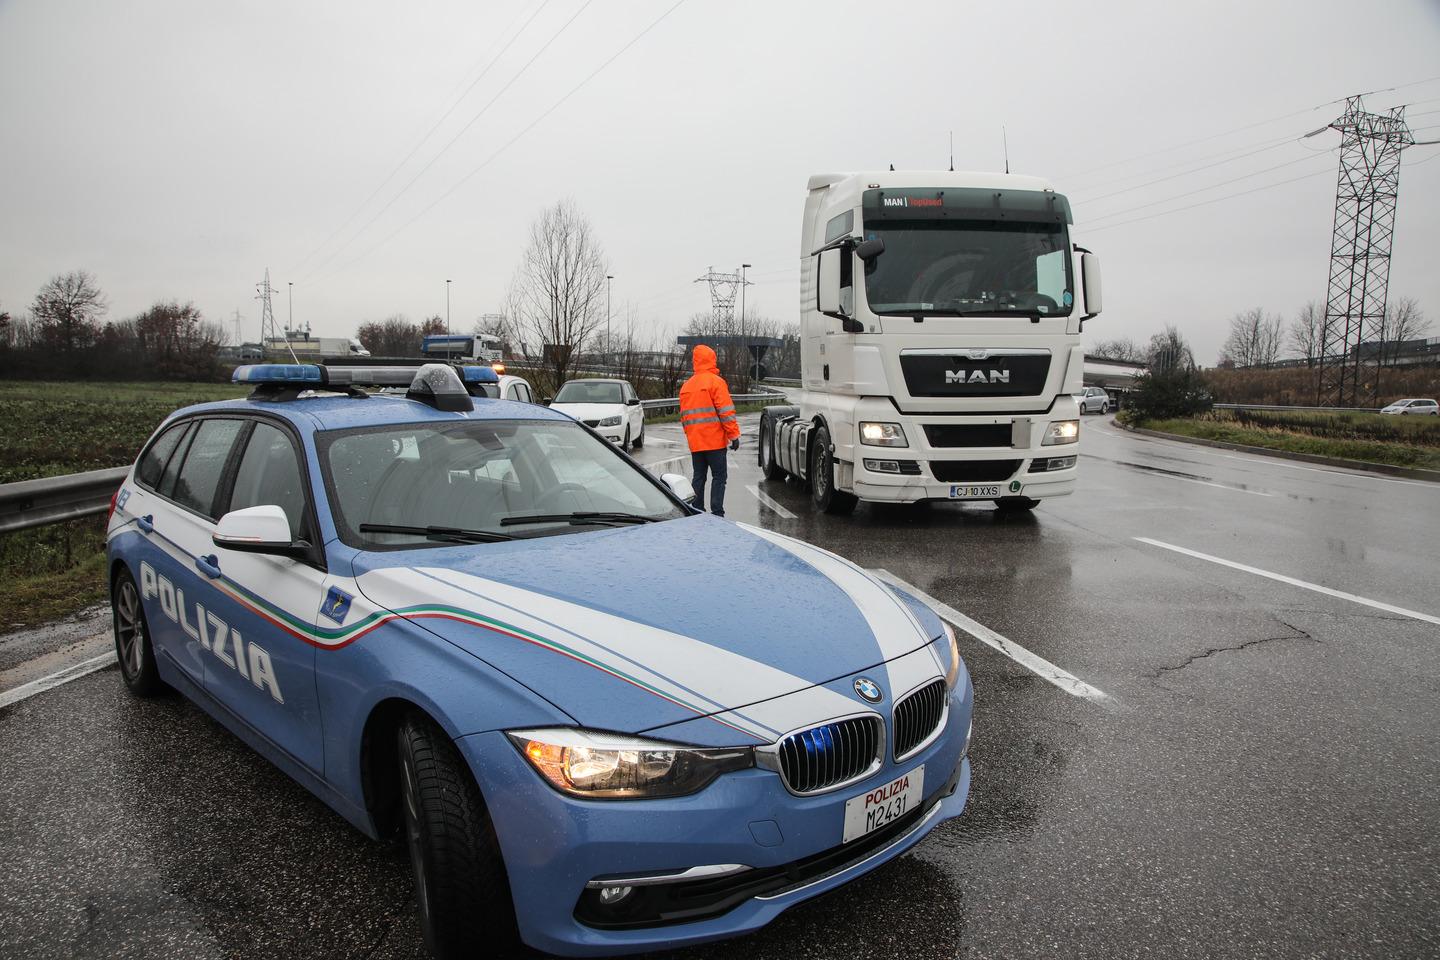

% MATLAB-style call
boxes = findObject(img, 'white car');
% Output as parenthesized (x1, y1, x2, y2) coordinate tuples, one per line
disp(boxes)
(549, 378, 646, 449)
(1380, 398, 1438, 416)
(1075, 386, 1111, 414)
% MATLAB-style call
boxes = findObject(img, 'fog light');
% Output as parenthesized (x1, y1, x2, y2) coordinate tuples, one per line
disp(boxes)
(863, 458, 901, 474)
(598, 885, 633, 906)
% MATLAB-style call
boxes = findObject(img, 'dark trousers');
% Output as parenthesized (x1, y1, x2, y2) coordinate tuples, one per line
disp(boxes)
(691, 448, 729, 517)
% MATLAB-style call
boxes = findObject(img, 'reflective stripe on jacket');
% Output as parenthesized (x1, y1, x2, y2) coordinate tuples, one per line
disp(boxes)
(679, 344, 741, 452)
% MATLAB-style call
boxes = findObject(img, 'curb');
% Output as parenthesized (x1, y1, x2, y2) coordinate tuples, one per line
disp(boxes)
(1116, 422, 1440, 484)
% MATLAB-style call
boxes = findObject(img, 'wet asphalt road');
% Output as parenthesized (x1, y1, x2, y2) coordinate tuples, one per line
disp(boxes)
(2, 414, 1438, 959)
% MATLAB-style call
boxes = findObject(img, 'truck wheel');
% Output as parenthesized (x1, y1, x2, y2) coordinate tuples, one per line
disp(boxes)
(759, 418, 786, 481)
(397, 714, 518, 959)
(993, 497, 1040, 512)
(810, 426, 857, 515)
(112, 567, 166, 697)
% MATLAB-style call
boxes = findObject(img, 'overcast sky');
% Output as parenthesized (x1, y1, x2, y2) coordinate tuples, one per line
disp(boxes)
(3, 0, 1438, 364)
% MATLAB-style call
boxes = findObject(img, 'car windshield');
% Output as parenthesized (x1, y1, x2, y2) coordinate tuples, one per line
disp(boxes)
(553, 381, 622, 405)
(317, 419, 684, 549)
(862, 220, 1072, 317)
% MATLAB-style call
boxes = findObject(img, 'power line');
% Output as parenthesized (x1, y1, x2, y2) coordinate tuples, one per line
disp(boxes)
(1083, 149, 1334, 224)
(1084, 167, 1334, 234)
(300, 0, 596, 284)
(311, 0, 689, 284)
(1074, 134, 1306, 205)
(289, 0, 552, 276)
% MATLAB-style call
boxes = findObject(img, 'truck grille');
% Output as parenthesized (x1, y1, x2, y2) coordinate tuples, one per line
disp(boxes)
(893, 680, 947, 760)
(777, 716, 882, 795)
(924, 424, 1013, 448)
(899, 351, 1050, 398)
(929, 459, 1021, 482)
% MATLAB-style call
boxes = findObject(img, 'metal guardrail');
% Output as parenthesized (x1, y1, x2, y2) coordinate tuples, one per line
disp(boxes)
(1213, 403, 1382, 414)
(640, 390, 788, 413)
(0, 466, 129, 535)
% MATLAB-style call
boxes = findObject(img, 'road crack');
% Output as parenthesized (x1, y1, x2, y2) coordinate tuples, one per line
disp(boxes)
(1149, 618, 1317, 679)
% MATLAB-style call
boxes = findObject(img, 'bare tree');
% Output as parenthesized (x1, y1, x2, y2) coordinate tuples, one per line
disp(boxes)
(1146, 325, 1195, 374)
(1288, 301, 1325, 368)
(357, 314, 421, 357)
(1221, 308, 1283, 368)
(507, 199, 609, 388)
(1377, 297, 1430, 367)
(31, 270, 107, 353)
(1089, 337, 1143, 362)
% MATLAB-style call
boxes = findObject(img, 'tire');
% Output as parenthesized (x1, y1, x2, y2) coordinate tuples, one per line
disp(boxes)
(632, 423, 644, 449)
(623, 426, 631, 448)
(759, 417, 786, 481)
(993, 497, 1040, 512)
(1100, 401, 1109, 415)
(397, 714, 518, 959)
(809, 425, 857, 515)
(112, 567, 165, 697)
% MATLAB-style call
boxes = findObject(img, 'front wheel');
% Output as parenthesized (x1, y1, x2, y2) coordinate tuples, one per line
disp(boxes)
(1100, 401, 1109, 415)
(112, 567, 165, 697)
(809, 425, 857, 515)
(632, 422, 644, 449)
(398, 714, 518, 959)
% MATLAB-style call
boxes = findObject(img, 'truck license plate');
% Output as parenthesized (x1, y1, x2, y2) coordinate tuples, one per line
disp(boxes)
(843, 765, 924, 843)
(949, 484, 1000, 499)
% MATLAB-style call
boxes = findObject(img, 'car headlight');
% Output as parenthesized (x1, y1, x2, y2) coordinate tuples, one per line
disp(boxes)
(859, 421, 907, 447)
(1042, 420, 1079, 445)
(599, 415, 622, 427)
(941, 620, 962, 691)
(508, 728, 753, 799)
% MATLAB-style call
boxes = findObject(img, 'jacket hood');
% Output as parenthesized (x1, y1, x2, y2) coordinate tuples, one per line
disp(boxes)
(349, 517, 944, 743)
(691, 344, 718, 375)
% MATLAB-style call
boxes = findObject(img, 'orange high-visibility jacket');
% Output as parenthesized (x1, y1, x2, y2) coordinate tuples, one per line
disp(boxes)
(679, 345, 741, 453)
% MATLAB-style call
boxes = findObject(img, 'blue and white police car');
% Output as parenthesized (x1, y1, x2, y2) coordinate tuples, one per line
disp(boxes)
(104, 362, 974, 958)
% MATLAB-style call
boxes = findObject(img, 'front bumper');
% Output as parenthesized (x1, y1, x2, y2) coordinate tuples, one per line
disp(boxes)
(458, 689, 972, 956)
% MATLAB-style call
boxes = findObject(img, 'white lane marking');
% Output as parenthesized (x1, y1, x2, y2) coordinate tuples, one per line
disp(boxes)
(871, 569, 1111, 704)
(1216, 452, 1432, 488)
(747, 485, 798, 519)
(0, 651, 116, 710)
(1135, 538, 1440, 626)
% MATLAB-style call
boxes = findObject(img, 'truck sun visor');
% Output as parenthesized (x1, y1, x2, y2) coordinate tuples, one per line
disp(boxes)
(863, 187, 1072, 224)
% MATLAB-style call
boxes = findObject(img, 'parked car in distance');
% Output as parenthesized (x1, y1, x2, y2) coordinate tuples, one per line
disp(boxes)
(1076, 386, 1112, 414)
(497, 374, 536, 404)
(1380, 398, 1438, 416)
(549, 378, 646, 449)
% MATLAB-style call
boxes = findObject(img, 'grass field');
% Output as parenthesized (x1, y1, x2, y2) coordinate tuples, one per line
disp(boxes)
(1131, 407, 1440, 472)
(0, 380, 248, 631)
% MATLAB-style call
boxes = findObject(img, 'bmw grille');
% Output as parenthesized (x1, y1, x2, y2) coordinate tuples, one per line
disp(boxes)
(776, 716, 883, 795)
(893, 679, 948, 761)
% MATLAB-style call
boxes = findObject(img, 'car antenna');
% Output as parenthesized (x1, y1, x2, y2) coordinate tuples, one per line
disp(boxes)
(889, 163, 894, 171)
(949, 130, 954, 172)
(1003, 125, 1010, 174)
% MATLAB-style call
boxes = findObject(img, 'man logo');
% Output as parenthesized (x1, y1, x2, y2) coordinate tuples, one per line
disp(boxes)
(945, 369, 1010, 385)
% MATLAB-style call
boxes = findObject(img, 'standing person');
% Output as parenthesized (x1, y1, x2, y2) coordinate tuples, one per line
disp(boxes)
(679, 344, 741, 517)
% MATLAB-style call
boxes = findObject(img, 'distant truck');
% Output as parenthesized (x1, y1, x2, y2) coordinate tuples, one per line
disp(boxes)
(759, 170, 1102, 515)
(421, 334, 504, 364)
(264, 335, 370, 360)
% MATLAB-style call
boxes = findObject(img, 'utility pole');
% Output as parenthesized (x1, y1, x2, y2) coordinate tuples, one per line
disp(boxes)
(694, 267, 741, 332)
(287, 282, 294, 335)
(740, 263, 752, 388)
(230, 308, 243, 347)
(446, 280, 452, 336)
(605, 274, 614, 362)
(1315, 95, 1415, 406)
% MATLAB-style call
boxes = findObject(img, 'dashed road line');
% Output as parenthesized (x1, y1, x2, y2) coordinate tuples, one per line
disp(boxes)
(1135, 537, 1440, 626)
(747, 485, 798, 519)
(871, 569, 1111, 705)
(0, 651, 116, 710)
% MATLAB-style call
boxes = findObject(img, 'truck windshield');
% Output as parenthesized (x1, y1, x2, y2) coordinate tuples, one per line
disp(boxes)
(862, 221, 1072, 317)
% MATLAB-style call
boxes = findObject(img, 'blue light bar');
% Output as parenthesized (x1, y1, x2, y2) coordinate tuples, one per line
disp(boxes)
(459, 365, 500, 384)
(233, 364, 324, 384)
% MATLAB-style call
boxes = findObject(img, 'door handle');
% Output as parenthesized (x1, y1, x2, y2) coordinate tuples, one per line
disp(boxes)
(195, 554, 222, 580)
(137, 515, 154, 534)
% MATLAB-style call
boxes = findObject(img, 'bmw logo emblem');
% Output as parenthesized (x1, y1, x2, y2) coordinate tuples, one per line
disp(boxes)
(853, 677, 883, 703)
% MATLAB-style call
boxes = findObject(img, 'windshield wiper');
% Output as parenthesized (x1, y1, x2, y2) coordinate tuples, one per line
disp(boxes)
(499, 511, 658, 527)
(358, 523, 514, 543)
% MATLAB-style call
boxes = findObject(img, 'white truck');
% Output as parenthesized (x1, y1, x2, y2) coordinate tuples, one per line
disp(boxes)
(421, 333, 505, 364)
(759, 170, 1102, 514)
(264, 335, 370, 360)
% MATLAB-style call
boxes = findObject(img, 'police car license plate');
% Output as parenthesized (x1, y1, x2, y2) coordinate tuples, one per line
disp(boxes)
(842, 765, 924, 843)
(949, 484, 1000, 499)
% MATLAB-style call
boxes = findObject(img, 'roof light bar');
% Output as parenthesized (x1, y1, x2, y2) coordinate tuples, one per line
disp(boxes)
(233, 364, 324, 384)
(232, 360, 490, 411)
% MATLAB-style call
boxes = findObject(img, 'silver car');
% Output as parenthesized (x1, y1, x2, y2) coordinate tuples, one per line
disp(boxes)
(1077, 386, 1112, 414)
(1380, 398, 1438, 416)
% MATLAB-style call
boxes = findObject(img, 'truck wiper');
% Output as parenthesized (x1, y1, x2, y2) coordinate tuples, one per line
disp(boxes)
(499, 511, 657, 527)
(359, 523, 514, 543)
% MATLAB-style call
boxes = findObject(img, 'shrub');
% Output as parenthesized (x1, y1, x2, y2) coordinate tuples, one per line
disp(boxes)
(1125, 368, 1213, 421)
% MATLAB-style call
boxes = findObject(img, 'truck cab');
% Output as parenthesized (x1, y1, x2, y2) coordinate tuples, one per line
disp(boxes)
(761, 171, 1102, 514)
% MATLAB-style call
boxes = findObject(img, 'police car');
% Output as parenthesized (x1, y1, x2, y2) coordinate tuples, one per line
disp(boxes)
(105, 362, 973, 958)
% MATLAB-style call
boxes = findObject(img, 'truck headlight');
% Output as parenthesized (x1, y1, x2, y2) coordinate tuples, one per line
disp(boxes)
(859, 421, 907, 447)
(599, 415, 622, 427)
(1042, 420, 1079, 445)
(508, 728, 753, 799)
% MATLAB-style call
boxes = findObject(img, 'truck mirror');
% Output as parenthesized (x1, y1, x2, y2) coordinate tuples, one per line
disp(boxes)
(816, 248, 843, 315)
(854, 237, 885, 262)
(1081, 252, 1103, 319)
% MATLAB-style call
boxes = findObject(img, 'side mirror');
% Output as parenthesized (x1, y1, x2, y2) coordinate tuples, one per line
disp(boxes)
(660, 472, 695, 504)
(816, 248, 842, 316)
(625, 397, 641, 406)
(1081, 252, 1103, 319)
(541, 397, 552, 406)
(854, 237, 885, 262)
(213, 504, 305, 557)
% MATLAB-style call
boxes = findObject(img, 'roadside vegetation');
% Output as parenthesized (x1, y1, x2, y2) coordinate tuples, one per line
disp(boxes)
(0, 380, 247, 631)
